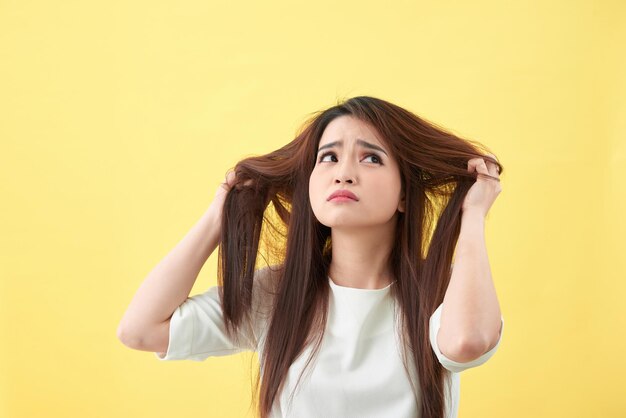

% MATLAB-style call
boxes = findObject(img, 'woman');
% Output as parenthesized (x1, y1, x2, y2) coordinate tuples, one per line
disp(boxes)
(117, 96, 505, 418)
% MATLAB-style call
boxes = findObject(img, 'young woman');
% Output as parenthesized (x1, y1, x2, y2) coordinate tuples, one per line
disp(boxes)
(118, 96, 505, 418)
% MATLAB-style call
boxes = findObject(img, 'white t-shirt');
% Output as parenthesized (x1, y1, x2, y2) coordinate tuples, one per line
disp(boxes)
(155, 266, 504, 417)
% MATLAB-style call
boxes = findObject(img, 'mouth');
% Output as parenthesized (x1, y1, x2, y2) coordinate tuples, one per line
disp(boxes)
(329, 196, 358, 202)
(327, 189, 359, 201)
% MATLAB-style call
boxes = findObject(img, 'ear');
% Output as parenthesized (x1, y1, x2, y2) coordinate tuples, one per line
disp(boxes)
(398, 192, 405, 213)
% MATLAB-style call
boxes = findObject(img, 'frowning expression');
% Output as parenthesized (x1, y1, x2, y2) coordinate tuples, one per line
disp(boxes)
(309, 115, 405, 229)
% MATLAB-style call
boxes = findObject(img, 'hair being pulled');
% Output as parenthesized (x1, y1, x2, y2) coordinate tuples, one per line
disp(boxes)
(216, 96, 503, 418)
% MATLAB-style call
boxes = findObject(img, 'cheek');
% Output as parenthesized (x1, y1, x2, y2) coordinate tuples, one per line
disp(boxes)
(374, 175, 402, 201)
(308, 175, 321, 203)
(308, 176, 324, 219)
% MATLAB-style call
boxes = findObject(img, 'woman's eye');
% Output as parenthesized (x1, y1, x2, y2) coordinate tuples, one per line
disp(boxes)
(363, 154, 382, 164)
(319, 152, 337, 163)
(318, 152, 382, 164)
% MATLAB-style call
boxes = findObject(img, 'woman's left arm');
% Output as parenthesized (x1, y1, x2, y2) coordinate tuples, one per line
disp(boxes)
(436, 155, 503, 363)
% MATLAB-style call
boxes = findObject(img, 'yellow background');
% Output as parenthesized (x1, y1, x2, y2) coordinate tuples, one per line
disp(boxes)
(1, 1, 624, 417)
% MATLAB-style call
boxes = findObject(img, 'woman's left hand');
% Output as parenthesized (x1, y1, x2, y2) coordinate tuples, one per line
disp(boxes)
(462, 153, 502, 217)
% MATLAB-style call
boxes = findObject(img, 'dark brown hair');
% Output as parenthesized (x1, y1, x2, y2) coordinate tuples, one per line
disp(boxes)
(216, 96, 503, 418)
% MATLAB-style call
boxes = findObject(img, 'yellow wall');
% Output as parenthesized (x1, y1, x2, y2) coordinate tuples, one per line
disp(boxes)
(1, 1, 624, 417)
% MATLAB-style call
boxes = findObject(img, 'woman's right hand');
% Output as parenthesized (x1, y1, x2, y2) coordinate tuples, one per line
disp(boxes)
(208, 169, 252, 225)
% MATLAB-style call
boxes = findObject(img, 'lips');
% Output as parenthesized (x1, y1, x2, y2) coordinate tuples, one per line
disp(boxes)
(328, 189, 359, 201)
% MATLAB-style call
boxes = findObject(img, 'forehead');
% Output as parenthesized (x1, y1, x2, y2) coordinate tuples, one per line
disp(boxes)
(319, 115, 385, 148)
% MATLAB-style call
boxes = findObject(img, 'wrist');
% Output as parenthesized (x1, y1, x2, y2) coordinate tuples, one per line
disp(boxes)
(204, 206, 221, 226)
(461, 208, 486, 227)
(462, 207, 485, 219)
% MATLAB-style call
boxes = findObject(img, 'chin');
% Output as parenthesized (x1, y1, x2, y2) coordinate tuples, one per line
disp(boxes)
(318, 217, 370, 229)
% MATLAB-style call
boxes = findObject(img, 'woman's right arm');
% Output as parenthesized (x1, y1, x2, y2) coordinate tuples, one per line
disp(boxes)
(116, 170, 244, 353)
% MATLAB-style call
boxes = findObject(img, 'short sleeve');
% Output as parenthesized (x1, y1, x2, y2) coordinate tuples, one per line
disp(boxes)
(154, 286, 256, 361)
(429, 302, 504, 373)
(155, 265, 279, 361)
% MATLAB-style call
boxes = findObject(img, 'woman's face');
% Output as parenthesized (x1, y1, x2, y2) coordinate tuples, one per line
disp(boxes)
(309, 115, 405, 229)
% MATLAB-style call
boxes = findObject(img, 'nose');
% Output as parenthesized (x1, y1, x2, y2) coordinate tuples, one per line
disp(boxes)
(334, 158, 356, 184)
(335, 177, 353, 184)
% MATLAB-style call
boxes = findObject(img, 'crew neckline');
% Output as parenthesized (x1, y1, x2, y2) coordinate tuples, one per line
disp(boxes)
(328, 276, 395, 292)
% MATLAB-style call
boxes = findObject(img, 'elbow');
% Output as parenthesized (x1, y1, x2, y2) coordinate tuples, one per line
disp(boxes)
(117, 324, 142, 349)
(443, 336, 490, 363)
(437, 316, 503, 363)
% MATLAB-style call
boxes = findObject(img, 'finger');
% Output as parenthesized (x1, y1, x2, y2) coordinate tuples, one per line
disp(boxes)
(226, 170, 237, 185)
(483, 153, 500, 177)
(467, 158, 487, 174)
(474, 159, 490, 176)
(468, 158, 499, 182)
(467, 158, 478, 173)
(470, 155, 500, 180)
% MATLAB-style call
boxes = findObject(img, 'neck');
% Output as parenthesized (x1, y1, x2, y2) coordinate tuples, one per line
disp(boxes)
(327, 220, 396, 290)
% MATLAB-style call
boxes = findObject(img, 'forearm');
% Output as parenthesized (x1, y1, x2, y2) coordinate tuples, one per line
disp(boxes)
(117, 207, 221, 339)
(438, 209, 502, 358)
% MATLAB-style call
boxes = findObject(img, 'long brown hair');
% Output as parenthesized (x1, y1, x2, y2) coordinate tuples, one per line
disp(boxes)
(216, 96, 503, 418)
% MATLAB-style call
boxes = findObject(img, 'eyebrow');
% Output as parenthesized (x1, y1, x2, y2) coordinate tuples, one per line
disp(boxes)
(317, 139, 388, 156)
